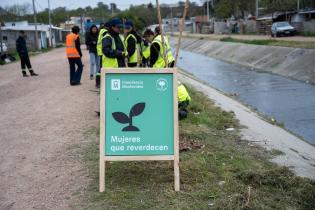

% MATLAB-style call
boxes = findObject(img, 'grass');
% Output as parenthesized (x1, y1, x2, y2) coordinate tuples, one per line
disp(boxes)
(300, 32, 315, 37)
(220, 37, 315, 49)
(73, 85, 315, 210)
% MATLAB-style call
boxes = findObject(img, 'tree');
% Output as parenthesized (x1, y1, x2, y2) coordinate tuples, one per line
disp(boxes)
(261, 0, 297, 13)
(147, 3, 154, 10)
(0, 6, 19, 21)
(118, 4, 158, 31)
(301, 0, 315, 8)
(4, 3, 31, 16)
(214, 0, 255, 19)
(110, 3, 117, 12)
(214, 0, 236, 18)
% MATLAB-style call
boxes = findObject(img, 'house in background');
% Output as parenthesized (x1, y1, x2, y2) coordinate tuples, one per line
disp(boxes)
(60, 17, 93, 32)
(1, 21, 62, 52)
(257, 8, 315, 35)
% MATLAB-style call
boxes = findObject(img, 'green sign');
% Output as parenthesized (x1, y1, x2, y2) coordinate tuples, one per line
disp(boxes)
(105, 73, 174, 156)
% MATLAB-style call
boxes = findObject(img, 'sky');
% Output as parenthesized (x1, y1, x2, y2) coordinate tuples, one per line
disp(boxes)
(0, 0, 192, 11)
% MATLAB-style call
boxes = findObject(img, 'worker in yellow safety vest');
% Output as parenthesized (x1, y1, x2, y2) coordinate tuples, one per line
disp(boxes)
(102, 18, 127, 68)
(178, 81, 191, 120)
(123, 20, 141, 67)
(95, 22, 110, 88)
(95, 19, 126, 117)
(141, 28, 154, 67)
(66, 26, 83, 86)
(150, 26, 175, 68)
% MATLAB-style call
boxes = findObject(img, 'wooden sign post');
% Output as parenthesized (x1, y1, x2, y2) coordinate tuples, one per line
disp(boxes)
(99, 68, 179, 192)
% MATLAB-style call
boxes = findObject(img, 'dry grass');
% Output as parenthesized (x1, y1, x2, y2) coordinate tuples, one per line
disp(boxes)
(72, 85, 315, 210)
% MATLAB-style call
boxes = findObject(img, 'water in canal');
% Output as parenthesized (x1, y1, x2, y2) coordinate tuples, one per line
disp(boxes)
(177, 50, 315, 145)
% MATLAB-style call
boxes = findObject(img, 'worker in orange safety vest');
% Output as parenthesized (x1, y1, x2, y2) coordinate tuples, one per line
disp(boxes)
(66, 26, 83, 86)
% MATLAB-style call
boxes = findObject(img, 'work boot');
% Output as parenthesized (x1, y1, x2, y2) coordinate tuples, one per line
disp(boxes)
(29, 70, 38, 76)
(22, 71, 28, 77)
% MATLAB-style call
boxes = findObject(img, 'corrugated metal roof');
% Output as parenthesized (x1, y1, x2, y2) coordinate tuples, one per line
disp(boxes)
(2, 26, 46, 32)
(3, 22, 62, 32)
(299, 9, 315, 14)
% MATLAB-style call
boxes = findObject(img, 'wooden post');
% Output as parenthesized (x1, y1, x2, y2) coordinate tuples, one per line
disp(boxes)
(99, 68, 179, 192)
(99, 69, 106, 192)
(122, 18, 129, 67)
(32, 0, 39, 50)
(173, 69, 180, 191)
(156, 0, 168, 67)
(174, 0, 189, 67)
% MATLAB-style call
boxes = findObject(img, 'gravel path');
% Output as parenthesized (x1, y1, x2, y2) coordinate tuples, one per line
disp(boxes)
(0, 48, 99, 209)
(174, 32, 315, 42)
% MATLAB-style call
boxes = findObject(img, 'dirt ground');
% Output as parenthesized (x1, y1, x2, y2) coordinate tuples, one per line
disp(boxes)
(174, 32, 315, 42)
(0, 48, 99, 209)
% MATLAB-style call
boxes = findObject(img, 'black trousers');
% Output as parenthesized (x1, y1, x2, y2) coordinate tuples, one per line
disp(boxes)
(99, 55, 102, 70)
(168, 60, 175, 68)
(128, 63, 137, 67)
(68, 58, 83, 85)
(179, 100, 189, 110)
(178, 100, 189, 120)
(19, 54, 32, 70)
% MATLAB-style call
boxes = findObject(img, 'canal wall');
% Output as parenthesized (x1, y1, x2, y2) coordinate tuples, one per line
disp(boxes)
(172, 38, 315, 84)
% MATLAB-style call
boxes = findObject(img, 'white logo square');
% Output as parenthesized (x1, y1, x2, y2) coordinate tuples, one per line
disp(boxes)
(111, 79, 120, 90)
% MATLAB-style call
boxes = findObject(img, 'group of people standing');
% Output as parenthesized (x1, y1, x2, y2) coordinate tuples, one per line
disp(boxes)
(65, 17, 190, 119)
(82, 18, 176, 87)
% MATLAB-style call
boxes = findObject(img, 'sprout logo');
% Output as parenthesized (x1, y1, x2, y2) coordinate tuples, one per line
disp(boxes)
(112, 102, 145, 132)
(156, 78, 168, 91)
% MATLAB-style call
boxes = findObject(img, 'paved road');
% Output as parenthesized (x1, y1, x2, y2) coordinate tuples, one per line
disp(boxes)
(0, 48, 98, 209)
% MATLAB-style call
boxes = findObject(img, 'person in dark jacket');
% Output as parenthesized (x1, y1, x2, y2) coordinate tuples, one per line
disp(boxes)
(150, 27, 162, 68)
(102, 18, 126, 68)
(123, 20, 141, 67)
(85, 24, 99, 80)
(141, 28, 155, 67)
(95, 22, 110, 88)
(16, 30, 38, 77)
(150, 26, 175, 68)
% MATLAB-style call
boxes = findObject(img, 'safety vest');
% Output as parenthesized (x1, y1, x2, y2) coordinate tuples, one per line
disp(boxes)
(102, 33, 121, 68)
(141, 40, 150, 59)
(96, 28, 108, 56)
(66, 33, 80, 58)
(165, 36, 175, 64)
(152, 35, 174, 68)
(124, 33, 138, 64)
(178, 84, 191, 102)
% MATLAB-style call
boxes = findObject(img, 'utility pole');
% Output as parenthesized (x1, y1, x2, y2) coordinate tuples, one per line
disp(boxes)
(0, 23, 3, 53)
(256, 0, 259, 19)
(80, 15, 84, 34)
(206, 0, 210, 21)
(170, 6, 174, 35)
(110, 3, 115, 16)
(32, 0, 38, 50)
(48, 0, 52, 47)
(297, 0, 300, 11)
(174, 0, 189, 67)
(156, 0, 168, 67)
